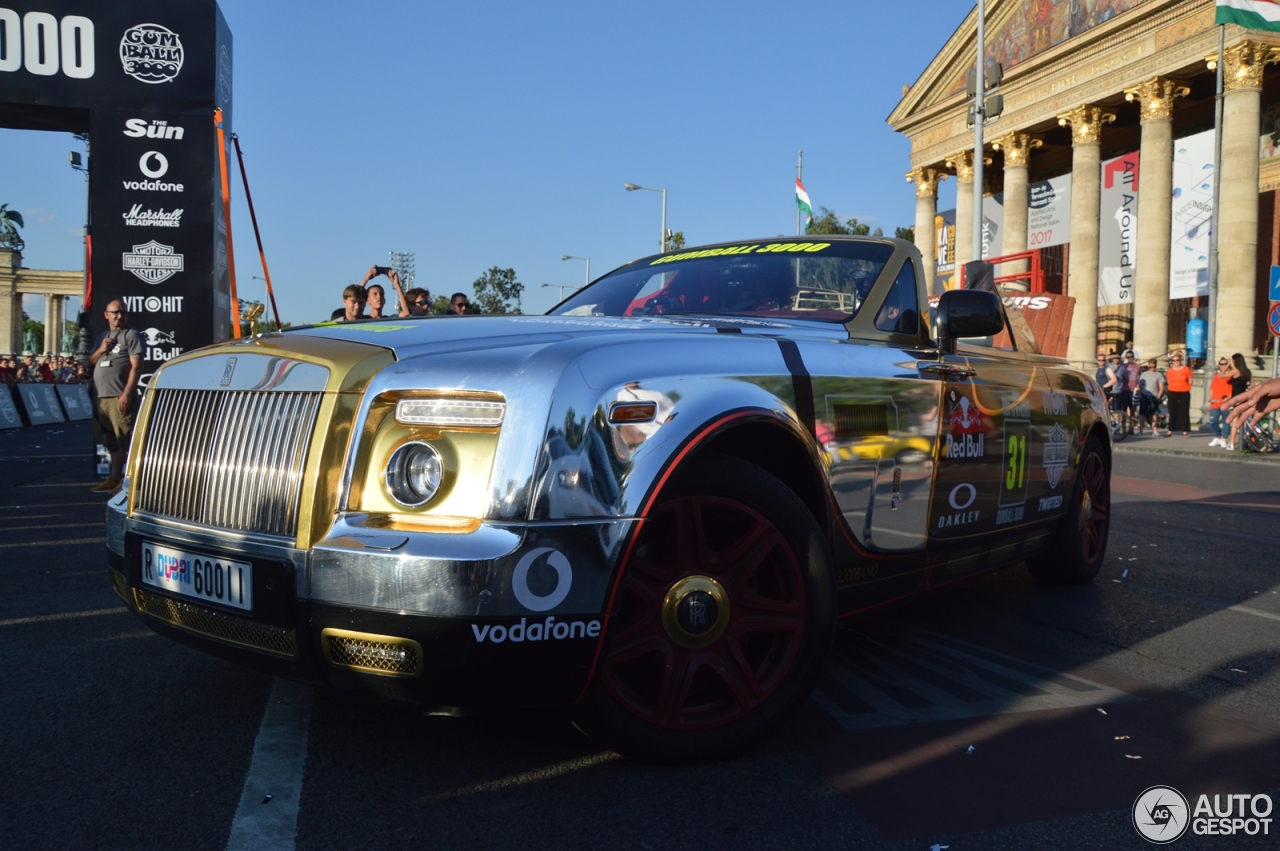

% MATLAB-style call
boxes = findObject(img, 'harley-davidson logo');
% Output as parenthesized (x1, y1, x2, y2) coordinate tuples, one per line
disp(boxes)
(1044, 423, 1069, 488)
(122, 241, 184, 284)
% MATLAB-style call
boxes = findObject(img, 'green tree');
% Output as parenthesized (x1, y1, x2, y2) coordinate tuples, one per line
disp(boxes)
(895, 226, 915, 242)
(429, 294, 451, 314)
(0, 204, 25, 252)
(667, 231, 686, 251)
(471, 267, 524, 315)
(805, 207, 882, 237)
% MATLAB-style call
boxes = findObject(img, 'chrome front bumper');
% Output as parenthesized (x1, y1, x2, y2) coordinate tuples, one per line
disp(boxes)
(108, 495, 634, 619)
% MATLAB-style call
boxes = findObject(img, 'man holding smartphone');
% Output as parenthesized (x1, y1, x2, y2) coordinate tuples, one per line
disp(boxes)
(88, 299, 143, 495)
(359, 265, 413, 318)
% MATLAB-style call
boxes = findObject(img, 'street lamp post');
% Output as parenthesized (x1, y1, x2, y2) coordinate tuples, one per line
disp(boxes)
(560, 255, 591, 288)
(624, 183, 667, 253)
(540, 282, 578, 302)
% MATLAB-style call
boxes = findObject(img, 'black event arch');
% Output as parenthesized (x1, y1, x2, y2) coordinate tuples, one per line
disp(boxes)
(0, 0, 233, 380)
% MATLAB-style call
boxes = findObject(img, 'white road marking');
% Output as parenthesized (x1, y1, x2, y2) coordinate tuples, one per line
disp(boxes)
(226, 678, 313, 851)
(0, 606, 127, 627)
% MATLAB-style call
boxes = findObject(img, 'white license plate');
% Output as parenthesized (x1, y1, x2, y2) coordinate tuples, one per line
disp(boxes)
(141, 541, 253, 612)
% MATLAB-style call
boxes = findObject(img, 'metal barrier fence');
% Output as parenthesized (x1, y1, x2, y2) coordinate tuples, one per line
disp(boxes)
(1, 383, 93, 429)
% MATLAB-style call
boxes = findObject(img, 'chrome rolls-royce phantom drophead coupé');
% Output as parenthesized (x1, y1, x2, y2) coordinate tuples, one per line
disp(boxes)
(105, 236, 1111, 762)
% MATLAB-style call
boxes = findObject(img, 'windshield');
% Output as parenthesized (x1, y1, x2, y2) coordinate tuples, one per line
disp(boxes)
(550, 239, 896, 323)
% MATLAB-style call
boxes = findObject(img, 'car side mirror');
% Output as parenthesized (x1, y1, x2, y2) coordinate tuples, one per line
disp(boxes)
(936, 289, 1004, 354)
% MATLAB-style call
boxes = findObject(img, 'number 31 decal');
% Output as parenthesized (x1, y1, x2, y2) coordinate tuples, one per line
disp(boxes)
(1005, 434, 1027, 490)
(999, 422, 1031, 508)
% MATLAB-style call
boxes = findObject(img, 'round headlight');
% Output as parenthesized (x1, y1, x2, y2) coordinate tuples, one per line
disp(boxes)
(385, 442, 444, 507)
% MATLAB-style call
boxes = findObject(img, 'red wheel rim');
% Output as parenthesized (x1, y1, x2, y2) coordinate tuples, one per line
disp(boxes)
(602, 495, 806, 731)
(1077, 453, 1109, 564)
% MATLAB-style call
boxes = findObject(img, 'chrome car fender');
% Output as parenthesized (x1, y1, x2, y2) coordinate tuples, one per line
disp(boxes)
(529, 336, 821, 523)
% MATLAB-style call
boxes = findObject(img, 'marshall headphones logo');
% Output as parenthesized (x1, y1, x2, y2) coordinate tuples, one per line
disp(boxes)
(122, 241, 184, 284)
(120, 23, 183, 84)
(123, 205, 182, 228)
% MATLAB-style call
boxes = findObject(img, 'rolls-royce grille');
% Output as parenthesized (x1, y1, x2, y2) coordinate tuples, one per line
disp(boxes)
(135, 388, 323, 539)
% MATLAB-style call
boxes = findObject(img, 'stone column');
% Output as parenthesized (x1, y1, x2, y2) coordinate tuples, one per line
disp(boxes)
(907, 166, 946, 293)
(993, 132, 1042, 286)
(946, 150, 983, 275)
(42, 294, 55, 355)
(0, 249, 17, 355)
(1058, 104, 1116, 367)
(1123, 78, 1188, 362)
(52, 296, 64, 354)
(1214, 42, 1279, 358)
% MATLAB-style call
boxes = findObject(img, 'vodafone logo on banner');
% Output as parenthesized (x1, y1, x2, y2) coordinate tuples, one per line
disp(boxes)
(139, 151, 168, 178)
(138, 151, 168, 177)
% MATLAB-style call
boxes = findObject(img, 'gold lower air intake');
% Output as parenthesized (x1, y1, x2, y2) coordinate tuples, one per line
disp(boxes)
(321, 628, 422, 677)
(134, 589, 297, 659)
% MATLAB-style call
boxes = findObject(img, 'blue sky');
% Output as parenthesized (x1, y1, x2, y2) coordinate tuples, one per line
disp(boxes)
(2, 0, 968, 324)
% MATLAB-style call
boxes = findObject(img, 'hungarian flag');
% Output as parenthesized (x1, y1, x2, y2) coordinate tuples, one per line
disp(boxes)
(1217, 0, 1280, 31)
(796, 178, 813, 225)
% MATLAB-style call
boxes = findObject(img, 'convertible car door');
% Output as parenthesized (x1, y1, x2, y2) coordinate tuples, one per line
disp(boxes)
(807, 342, 942, 557)
(928, 345, 1065, 582)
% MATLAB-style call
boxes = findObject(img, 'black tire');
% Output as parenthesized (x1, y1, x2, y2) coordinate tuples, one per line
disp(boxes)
(1026, 434, 1110, 584)
(576, 453, 836, 763)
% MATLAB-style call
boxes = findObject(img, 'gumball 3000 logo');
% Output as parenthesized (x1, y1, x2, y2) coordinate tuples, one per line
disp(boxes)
(120, 23, 183, 84)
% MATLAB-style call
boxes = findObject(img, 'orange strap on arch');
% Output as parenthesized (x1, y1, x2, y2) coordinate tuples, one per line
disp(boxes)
(214, 108, 241, 339)
(232, 133, 282, 331)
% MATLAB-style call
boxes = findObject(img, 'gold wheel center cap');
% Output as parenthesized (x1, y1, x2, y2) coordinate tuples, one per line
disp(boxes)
(1080, 490, 1092, 528)
(661, 575, 731, 649)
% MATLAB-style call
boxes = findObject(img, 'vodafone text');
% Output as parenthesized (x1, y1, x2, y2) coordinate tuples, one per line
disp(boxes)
(472, 616, 601, 644)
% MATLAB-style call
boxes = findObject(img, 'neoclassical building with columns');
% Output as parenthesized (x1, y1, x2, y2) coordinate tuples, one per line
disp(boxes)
(890, 0, 1280, 368)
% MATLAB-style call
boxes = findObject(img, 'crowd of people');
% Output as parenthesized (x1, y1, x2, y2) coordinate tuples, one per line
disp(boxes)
(1093, 339, 1265, 449)
(0, 353, 89, 384)
(330, 266, 471, 322)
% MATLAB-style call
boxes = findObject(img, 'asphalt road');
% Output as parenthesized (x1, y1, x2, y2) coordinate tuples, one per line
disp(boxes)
(3, 421, 1279, 850)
